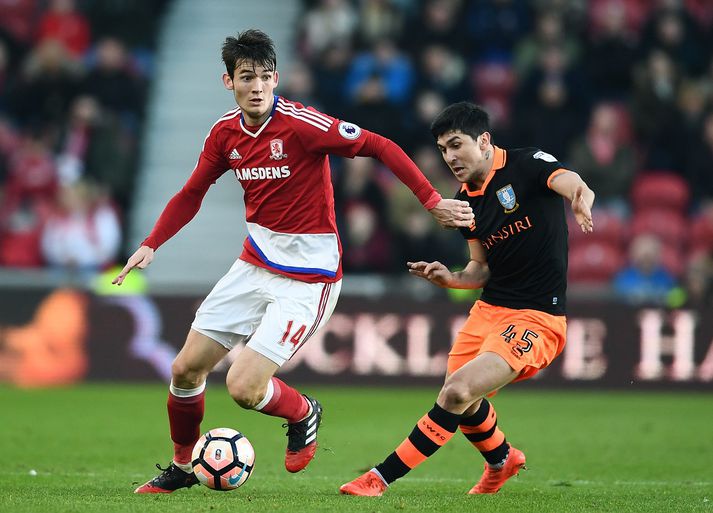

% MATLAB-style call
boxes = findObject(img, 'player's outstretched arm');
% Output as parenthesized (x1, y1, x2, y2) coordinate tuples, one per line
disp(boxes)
(549, 170, 595, 234)
(112, 245, 154, 285)
(429, 198, 475, 229)
(407, 240, 489, 289)
(353, 131, 473, 228)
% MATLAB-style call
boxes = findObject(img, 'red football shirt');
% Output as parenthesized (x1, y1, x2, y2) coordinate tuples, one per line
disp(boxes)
(143, 96, 442, 283)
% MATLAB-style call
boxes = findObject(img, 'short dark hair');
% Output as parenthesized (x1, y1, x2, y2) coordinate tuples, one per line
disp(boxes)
(222, 29, 276, 78)
(430, 102, 490, 141)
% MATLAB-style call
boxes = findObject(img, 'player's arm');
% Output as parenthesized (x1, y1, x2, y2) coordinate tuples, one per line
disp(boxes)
(113, 151, 227, 285)
(356, 131, 474, 229)
(291, 109, 473, 227)
(407, 239, 489, 289)
(548, 170, 595, 234)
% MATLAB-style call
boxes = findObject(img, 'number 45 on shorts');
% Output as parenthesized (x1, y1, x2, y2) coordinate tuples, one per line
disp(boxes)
(500, 324, 539, 357)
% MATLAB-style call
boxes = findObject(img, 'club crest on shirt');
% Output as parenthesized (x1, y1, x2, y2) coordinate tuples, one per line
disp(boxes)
(269, 138, 288, 160)
(496, 184, 519, 213)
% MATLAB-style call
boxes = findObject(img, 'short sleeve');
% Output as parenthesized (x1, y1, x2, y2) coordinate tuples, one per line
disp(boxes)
(522, 149, 567, 190)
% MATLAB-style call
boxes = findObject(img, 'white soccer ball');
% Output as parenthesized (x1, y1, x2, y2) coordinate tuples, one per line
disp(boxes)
(191, 427, 255, 490)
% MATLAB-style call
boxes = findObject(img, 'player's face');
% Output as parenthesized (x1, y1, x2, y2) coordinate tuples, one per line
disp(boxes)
(223, 60, 279, 125)
(436, 130, 491, 184)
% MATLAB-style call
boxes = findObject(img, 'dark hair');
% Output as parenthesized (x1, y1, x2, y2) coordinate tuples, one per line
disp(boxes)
(430, 102, 490, 141)
(221, 29, 276, 78)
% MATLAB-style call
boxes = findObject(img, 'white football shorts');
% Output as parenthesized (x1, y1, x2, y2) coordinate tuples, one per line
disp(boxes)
(192, 259, 341, 366)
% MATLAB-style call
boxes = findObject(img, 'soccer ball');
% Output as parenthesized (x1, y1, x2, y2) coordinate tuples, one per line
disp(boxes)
(191, 427, 255, 491)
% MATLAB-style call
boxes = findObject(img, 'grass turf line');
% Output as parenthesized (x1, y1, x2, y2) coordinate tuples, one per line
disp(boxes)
(1, 384, 711, 513)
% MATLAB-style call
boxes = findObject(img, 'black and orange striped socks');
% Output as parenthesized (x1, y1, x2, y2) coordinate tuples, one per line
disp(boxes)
(459, 398, 509, 466)
(374, 403, 461, 484)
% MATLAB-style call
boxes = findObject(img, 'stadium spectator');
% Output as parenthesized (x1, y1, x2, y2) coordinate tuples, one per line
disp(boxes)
(585, 0, 638, 101)
(678, 79, 709, 148)
(464, 0, 532, 59)
(2, 126, 58, 217)
(0, 198, 46, 267)
(345, 38, 413, 106)
(685, 109, 713, 204)
(588, 0, 652, 37)
(81, 0, 169, 49)
(400, 0, 467, 56)
(298, 0, 358, 61)
(0, 116, 20, 178)
(513, 39, 589, 155)
(512, 10, 581, 81)
(55, 95, 136, 212)
(279, 60, 321, 111)
(678, 252, 713, 308)
(311, 41, 352, 116)
(568, 102, 636, 215)
(343, 38, 412, 143)
(516, 66, 583, 158)
(356, 0, 404, 47)
(0, 0, 38, 49)
(613, 233, 677, 305)
(631, 49, 684, 169)
(402, 89, 448, 150)
(36, 0, 91, 59)
(415, 44, 471, 105)
(638, 4, 707, 76)
(40, 181, 121, 283)
(341, 201, 393, 273)
(0, 41, 14, 115)
(115, 29, 473, 495)
(10, 39, 82, 129)
(334, 155, 390, 221)
(81, 37, 145, 129)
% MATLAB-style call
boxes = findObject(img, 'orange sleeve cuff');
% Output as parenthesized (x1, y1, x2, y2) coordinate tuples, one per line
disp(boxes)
(546, 168, 568, 189)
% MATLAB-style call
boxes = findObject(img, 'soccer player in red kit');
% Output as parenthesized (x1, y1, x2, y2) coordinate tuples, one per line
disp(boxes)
(113, 30, 474, 494)
(340, 102, 594, 496)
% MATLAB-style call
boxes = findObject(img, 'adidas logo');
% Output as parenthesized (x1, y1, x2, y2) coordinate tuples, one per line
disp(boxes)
(229, 148, 242, 160)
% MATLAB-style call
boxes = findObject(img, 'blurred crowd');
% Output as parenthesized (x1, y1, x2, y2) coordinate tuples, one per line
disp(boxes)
(1, 0, 712, 308)
(0, 0, 168, 282)
(291, 0, 713, 307)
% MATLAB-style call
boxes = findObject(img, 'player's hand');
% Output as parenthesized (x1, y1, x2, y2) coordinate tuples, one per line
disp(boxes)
(112, 245, 155, 285)
(572, 186, 594, 234)
(407, 260, 452, 287)
(428, 199, 474, 229)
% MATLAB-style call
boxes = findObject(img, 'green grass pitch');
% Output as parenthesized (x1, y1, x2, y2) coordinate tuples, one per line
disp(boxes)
(1, 384, 711, 512)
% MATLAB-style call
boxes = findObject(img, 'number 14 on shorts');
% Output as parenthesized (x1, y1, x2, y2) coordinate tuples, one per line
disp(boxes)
(280, 320, 307, 348)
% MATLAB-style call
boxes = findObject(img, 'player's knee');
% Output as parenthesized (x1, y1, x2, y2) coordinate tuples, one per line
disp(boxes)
(439, 379, 474, 410)
(226, 376, 263, 409)
(171, 358, 206, 387)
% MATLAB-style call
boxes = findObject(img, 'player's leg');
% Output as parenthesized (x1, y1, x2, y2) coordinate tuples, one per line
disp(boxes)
(340, 351, 516, 496)
(446, 317, 513, 474)
(458, 398, 511, 474)
(227, 273, 341, 473)
(440, 352, 525, 495)
(462, 306, 567, 494)
(135, 329, 229, 494)
(225, 345, 320, 472)
(339, 300, 487, 496)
